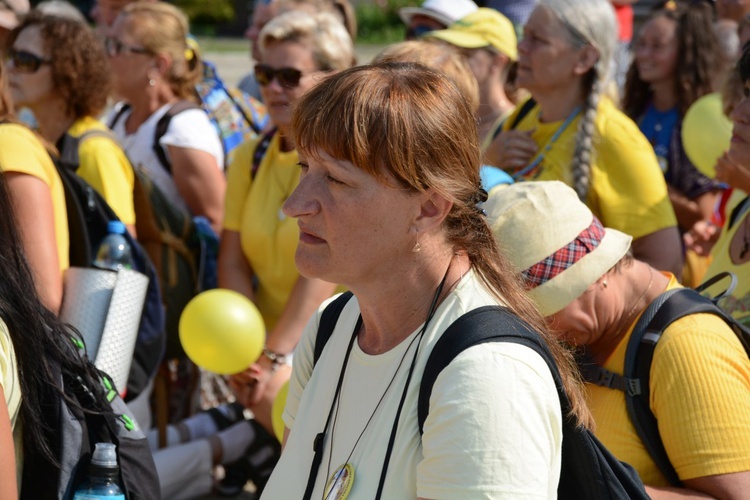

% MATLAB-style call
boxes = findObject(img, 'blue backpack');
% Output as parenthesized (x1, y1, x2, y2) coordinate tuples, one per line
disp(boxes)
(196, 61, 270, 168)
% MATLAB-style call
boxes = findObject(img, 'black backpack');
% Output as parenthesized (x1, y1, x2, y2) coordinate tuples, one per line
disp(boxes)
(55, 131, 166, 401)
(20, 339, 160, 499)
(582, 272, 750, 487)
(314, 293, 649, 500)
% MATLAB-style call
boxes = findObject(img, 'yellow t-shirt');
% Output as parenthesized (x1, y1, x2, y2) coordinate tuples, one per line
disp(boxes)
(0, 123, 69, 272)
(224, 134, 302, 330)
(589, 274, 750, 486)
(68, 116, 135, 225)
(703, 195, 750, 327)
(503, 98, 677, 239)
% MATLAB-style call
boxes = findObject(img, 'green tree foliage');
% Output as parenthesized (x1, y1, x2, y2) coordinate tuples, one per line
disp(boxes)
(356, 0, 413, 43)
(174, 0, 234, 25)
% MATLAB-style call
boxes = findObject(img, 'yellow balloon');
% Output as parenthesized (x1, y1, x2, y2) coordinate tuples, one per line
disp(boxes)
(179, 289, 265, 374)
(681, 93, 732, 178)
(271, 380, 289, 443)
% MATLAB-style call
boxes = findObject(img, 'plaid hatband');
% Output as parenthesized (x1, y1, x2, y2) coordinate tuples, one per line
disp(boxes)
(521, 217, 605, 289)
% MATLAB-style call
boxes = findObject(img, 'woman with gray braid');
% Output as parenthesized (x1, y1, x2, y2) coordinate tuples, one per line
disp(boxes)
(488, 0, 684, 278)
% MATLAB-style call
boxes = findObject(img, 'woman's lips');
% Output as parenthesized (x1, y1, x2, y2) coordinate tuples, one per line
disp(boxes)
(299, 230, 325, 244)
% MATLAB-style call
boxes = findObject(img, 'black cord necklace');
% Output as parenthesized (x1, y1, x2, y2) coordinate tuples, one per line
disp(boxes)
(303, 265, 451, 500)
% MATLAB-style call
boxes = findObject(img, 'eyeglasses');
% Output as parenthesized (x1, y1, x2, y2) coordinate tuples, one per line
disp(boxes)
(254, 63, 319, 88)
(7, 49, 51, 73)
(104, 37, 151, 58)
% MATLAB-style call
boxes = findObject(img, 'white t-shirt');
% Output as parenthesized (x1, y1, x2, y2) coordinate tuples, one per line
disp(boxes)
(107, 102, 224, 212)
(262, 271, 563, 499)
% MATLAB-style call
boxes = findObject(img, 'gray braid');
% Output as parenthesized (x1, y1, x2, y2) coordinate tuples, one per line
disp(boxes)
(571, 71, 602, 201)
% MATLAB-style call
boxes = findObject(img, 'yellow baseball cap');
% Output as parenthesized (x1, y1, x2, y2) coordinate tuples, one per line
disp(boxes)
(427, 8, 517, 61)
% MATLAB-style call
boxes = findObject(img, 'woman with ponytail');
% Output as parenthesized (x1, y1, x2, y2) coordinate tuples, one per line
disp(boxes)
(106, 1, 225, 234)
(261, 61, 591, 499)
(490, 0, 683, 278)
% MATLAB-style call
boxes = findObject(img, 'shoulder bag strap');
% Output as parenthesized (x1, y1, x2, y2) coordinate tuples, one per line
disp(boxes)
(251, 127, 277, 182)
(153, 100, 202, 174)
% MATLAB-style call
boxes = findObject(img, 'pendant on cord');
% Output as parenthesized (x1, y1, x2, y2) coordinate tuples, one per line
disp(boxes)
(323, 463, 354, 500)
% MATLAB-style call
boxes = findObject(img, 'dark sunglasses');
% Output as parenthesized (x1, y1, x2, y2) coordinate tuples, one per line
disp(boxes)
(104, 37, 151, 58)
(405, 24, 439, 41)
(255, 63, 315, 88)
(7, 49, 51, 73)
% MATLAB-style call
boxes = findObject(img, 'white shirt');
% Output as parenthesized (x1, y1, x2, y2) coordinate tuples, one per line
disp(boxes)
(108, 102, 224, 213)
(263, 271, 563, 499)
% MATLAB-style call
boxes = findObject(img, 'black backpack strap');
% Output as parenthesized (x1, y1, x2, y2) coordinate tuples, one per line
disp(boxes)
(727, 195, 750, 230)
(251, 127, 277, 181)
(313, 291, 354, 365)
(223, 86, 262, 135)
(418, 306, 561, 434)
(487, 97, 536, 145)
(507, 98, 537, 132)
(153, 100, 203, 173)
(622, 287, 740, 487)
(417, 306, 649, 500)
(417, 306, 649, 499)
(56, 132, 82, 171)
(107, 103, 131, 130)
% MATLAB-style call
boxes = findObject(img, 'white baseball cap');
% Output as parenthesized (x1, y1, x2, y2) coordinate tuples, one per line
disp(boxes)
(399, 0, 478, 28)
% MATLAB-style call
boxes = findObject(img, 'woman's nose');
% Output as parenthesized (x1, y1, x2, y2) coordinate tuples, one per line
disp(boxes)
(283, 175, 316, 219)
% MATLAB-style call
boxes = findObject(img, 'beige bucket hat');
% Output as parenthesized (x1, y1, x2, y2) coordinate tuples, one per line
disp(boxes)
(485, 181, 632, 317)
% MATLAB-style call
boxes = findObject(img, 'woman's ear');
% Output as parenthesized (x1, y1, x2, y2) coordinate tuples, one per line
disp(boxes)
(490, 52, 510, 74)
(153, 52, 172, 76)
(573, 45, 600, 76)
(415, 188, 453, 232)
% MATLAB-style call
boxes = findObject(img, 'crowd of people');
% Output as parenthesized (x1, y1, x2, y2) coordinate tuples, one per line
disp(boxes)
(0, 0, 749, 498)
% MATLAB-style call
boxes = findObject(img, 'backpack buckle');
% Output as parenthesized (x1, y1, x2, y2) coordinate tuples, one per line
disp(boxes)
(626, 378, 642, 397)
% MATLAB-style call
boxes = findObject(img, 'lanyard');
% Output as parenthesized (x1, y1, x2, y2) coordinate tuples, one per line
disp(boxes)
(513, 107, 581, 180)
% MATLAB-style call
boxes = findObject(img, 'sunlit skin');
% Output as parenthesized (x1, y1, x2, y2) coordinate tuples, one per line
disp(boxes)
(245, 1, 278, 62)
(90, 0, 144, 36)
(634, 15, 678, 93)
(515, 6, 590, 100)
(716, 0, 750, 22)
(105, 16, 153, 102)
(7, 26, 56, 111)
(258, 40, 328, 150)
(689, 82, 750, 254)
(282, 149, 420, 288)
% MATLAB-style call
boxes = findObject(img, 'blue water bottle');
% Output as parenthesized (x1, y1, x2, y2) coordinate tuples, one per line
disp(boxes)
(93, 221, 133, 271)
(72, 442, 125, 499)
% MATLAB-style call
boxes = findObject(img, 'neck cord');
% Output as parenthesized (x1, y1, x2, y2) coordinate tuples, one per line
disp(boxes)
(303, 265, 452, 500)
(621, 267, 655, 335)
(323, 318, 425, 500)
(512, 106, 581, 180)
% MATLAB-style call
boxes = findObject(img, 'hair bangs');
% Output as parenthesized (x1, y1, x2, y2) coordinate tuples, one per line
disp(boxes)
(292, 62, 477, 193)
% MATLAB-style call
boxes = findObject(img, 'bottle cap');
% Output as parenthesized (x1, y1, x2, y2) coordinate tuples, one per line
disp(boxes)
(91, 442, 118, 468)
(106, 220, 126, 235)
